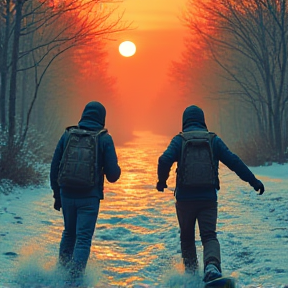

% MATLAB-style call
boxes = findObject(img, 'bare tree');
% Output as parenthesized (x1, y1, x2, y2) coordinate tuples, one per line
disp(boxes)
(8, 0, 24, 143)
(1, 0, 129, 143)
(0, 0, 130, 185)
(175, 0, 288, 163)
(0, 0, 13, 130)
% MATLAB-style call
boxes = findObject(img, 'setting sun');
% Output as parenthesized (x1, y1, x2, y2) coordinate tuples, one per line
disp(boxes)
(119, 41, 136, 57)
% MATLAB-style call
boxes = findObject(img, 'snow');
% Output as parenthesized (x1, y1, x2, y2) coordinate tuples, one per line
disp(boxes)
(249, 163, 287, 180)
(0, 132, 287, 288)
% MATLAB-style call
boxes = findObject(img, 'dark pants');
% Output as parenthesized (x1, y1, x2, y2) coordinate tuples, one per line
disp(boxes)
(59, 196, 100, 279)
(175, 200, 221, 271)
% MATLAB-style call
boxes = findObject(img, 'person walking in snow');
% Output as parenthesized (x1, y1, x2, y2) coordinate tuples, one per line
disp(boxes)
(50, 101, 121, 285)
(156, 105, 264, 283)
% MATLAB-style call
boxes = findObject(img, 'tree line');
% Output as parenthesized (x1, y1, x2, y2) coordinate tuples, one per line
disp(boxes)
(172, 0, 288, 165)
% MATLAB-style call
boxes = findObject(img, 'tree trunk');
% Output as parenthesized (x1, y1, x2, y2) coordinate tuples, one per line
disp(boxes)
(0, 0, 11, 131)
(8, 0, 23, 143)
(273, 108, 284, 163)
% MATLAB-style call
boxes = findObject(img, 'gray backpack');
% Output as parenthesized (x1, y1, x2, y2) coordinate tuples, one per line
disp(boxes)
(58, 127, 107, 188)
(177, 131, 217, 188)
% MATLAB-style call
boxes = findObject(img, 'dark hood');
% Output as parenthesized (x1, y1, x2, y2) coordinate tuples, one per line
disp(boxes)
(78, 101, 106, 130)
(182, 105, 207, 131)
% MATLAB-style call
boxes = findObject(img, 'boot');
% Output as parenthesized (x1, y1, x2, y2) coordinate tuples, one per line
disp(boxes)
(183, 258, 198, 274)
(203, 263, 222, 282)
(68, 261, 85, 286)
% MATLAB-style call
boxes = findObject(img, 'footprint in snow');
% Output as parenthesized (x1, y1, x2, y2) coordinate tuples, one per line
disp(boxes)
(3, 251, 18, 257)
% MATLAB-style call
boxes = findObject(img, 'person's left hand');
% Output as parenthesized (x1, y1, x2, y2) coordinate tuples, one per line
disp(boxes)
(252, 179, 265, 195)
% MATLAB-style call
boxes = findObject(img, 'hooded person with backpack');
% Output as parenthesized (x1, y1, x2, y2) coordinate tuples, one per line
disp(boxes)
(50, 101, 121, 285)
(156, 105, 264, 283)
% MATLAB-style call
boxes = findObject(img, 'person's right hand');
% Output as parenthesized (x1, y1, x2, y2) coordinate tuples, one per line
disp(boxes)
(54, 197, 62, 211)
(156, 181, 167, 192)
(252, 179, 265, 195)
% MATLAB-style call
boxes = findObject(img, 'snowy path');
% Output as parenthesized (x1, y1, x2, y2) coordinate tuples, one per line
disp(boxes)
(0, 132, 287, 287)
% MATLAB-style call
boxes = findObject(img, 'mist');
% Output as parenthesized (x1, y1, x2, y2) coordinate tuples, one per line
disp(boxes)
(41, 15, 287, 167)
(46, 28, 223, 148)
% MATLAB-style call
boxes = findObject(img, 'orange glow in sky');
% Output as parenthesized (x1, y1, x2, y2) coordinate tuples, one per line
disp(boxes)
(119, 0, 187, 31)
(106, 0, 189, 133)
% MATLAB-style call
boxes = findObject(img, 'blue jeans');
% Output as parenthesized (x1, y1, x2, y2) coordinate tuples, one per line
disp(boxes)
(59, 196, 100, 275)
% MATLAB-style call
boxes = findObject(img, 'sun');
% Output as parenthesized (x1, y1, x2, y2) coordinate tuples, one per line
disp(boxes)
(119, 41, 136, 57)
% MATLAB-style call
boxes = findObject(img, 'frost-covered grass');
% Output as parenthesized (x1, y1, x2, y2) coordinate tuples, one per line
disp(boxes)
(0, 132, 50, 190)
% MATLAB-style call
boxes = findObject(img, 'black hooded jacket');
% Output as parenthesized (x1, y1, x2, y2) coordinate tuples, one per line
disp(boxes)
(50, 101, 121, 200)
(157, 105, 259, 201)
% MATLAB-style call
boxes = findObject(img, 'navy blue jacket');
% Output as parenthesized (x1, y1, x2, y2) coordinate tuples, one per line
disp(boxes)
(50, 102, 121, 200)
(157, 105, 259, 201)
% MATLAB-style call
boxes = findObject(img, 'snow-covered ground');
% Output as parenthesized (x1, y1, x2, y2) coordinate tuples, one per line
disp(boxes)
(0, 132, 287, 287)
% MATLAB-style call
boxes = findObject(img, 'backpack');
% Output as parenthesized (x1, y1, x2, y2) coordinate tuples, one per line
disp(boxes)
(177, 131, 217, 188)
(57, 126, 107, 188)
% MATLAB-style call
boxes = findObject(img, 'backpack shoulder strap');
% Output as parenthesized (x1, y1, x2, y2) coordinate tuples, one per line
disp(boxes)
(62, 126, 78, 150)
(96, 128, 108, 137)
(208, 132, 216, 141)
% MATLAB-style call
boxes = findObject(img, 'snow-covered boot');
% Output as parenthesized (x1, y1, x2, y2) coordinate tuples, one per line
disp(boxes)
(203, 263, 222, 282)
(183, 258, 198, 274)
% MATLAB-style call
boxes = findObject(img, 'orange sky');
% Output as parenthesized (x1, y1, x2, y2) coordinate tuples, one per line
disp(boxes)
(106, 0, 189, 134)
